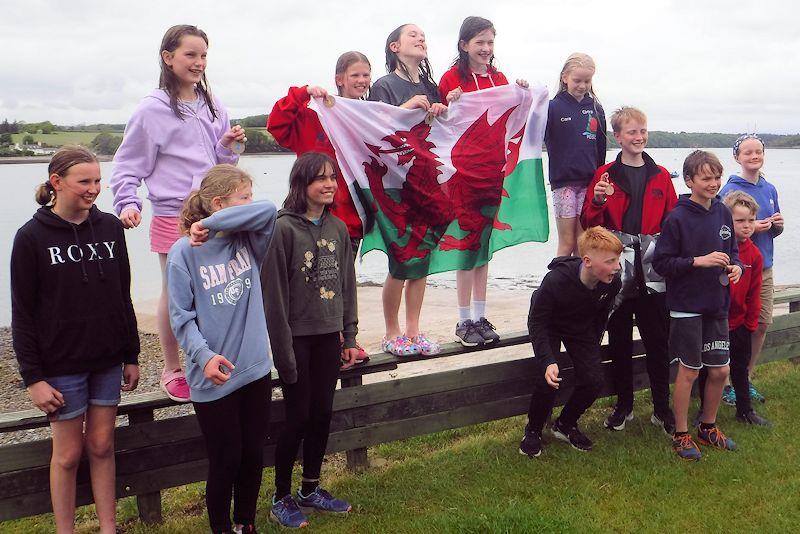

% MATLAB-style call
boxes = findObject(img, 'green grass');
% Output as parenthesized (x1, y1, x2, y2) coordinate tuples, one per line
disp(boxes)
(4, 360, 799, 533)
(11, 131, 106, 146)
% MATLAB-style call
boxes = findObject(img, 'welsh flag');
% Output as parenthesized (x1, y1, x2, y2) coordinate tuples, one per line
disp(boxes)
(309, 84, 549, 280)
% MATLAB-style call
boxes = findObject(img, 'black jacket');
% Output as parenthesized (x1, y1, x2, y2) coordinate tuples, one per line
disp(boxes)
(11, 206, 139, 386)
(527, 256, 620, 366)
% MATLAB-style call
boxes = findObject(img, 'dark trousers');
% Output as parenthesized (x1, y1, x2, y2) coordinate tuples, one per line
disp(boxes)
(607, 292, 671, 414)
(274, 332, 341, 498)
(193, 375, 272, 533)
(699, 325, 752, 415)
(527, 337, 604, 433)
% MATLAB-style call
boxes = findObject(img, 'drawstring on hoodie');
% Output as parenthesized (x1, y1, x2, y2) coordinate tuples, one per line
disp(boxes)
(87, 217, 106, 280)
(471, 71, 496, 90)
(69, 223, 89, 284)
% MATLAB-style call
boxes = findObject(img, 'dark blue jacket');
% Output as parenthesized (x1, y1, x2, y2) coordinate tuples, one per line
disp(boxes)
(653, 195, 741, 317)
(544, 91, 607, 188)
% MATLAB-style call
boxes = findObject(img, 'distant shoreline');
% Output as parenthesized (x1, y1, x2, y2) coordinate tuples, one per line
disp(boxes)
(0, 152, 290, 165)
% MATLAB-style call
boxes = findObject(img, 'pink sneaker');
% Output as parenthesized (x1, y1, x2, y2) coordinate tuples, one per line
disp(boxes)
(160, 368, 190, 402)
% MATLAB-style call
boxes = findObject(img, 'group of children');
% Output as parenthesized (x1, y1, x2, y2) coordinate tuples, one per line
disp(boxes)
(8, 16, 784, 534)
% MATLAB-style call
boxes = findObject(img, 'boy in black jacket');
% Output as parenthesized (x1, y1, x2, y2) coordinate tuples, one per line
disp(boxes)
(653, 150, 742, 461)
(520, 227, 622, 457)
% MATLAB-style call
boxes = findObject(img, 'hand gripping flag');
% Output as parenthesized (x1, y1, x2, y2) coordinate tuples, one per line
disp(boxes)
(310, 84, 549, 280)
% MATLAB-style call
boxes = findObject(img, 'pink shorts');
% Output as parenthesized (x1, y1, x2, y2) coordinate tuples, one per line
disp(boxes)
(149, 216, 182, 254)
(552, 185, 588, 219)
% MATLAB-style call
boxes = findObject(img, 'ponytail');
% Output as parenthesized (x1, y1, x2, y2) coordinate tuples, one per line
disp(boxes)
(179, 190, 211, 233)
(38, 144, 97, 207)
(178, 164, 252, 233)
(35, 181, 55, 206)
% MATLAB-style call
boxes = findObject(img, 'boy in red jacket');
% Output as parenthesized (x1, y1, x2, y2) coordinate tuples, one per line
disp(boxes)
(698, 191, 770, 425)
(580, 107, 678, 434)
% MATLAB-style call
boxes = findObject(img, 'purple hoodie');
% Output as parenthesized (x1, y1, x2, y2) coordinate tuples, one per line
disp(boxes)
(111, 89, 238, 217)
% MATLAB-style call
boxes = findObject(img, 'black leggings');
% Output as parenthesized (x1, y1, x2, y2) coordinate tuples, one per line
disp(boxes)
(274, 332, 341, 498)
(193, 376, 271, 533)
(699, 325, 752, 415)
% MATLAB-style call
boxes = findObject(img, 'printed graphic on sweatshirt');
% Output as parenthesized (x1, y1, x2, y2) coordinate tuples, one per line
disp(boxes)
(301, 239, 339, 300)
(47, 241, 116, 265)
(199, 247, 253, 306)
(719, 225, 732, 240)
(582, 110, 598, 141)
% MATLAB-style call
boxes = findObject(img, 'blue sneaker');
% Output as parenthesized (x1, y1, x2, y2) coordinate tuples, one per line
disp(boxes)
(696, 424, 737, 451)
(672, 433, 702, 461)
(297, 487, 352, 514)
(722, 385, 737, 406)
(749, 383, 766, 403)
(270, 494, 309, 528)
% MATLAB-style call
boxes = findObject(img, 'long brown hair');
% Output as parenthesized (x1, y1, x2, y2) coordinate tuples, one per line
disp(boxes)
(179, 164, 252, 233)
(283, 153, 336, 215)
(452, 16, 497, 82)
(384, 24, 438, 95)
(35, 145, 98, 206)
(159, 25, 217, 121)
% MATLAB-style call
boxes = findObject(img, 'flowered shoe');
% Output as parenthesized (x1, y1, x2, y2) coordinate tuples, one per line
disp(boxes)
(381, 335, 420, 357)
(410, 333, 441, 356)
(297, 487, 352, 514)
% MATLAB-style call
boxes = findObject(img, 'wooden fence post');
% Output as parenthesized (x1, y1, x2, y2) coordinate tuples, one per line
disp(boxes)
(340, 375, 369, 471)
(127, 409, 163, 524)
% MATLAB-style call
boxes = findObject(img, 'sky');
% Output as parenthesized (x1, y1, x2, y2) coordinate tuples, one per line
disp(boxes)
(2, 0, 798, 133)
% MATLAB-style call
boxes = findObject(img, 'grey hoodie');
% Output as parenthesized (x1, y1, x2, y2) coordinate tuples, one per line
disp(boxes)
(167, 200, 277, 402)
(262, 209, 358, 384)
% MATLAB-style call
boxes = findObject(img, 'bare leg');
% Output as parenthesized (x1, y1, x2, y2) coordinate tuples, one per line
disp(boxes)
(456, 269, 473, 308)
(158, 253, 181, 372)
(555, 217, 580, 257)
(673, 365, 699, 433)
(85, 406, 118, 534)
(748, 322, 769, 376)
(472, 263, 489, 303)
(383, 274, 405, 338)
(701, 366, 730, 424)
(404, 277, 427, 338)
(50, 416, 86, 534)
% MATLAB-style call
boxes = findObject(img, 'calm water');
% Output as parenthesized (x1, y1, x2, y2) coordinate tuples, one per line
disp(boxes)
(1, 148, 797, 326)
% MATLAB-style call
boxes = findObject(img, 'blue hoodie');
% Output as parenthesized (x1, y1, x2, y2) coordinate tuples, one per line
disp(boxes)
(544, 91, 607, 188)
(719, 174, 781, 269)
(167, 200, 277, 402)
(653, 195, 740, 317)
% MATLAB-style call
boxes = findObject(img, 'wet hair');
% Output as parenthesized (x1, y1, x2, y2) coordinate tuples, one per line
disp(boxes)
(578, 226, 623, 256)
(384, 24, 438, 95)
(452, 16, 497, 82)
(283, 152, 336, 215)
(557, 53, 598, 99)
(610, 106, 648, 133)
(723, 190, 759, 216)
(179, 164, 252, 233)
(335, 51, 371, 97)
(683, 150, 724, 181)
(36, 145, 98, 206)
(159, 25, 217, 121)
(733, 133, 765, 156)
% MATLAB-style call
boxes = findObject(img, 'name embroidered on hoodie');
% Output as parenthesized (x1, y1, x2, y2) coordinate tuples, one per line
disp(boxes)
(47, 241, 116, 265)
(199, 247, 253, 306)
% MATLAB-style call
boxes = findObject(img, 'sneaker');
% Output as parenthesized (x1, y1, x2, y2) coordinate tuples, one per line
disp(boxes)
(297, 487, 352, 514)
(519, 424, 543, 458)
(736, 409, 772, 426)
(696, 424, 737, 451)
(381, 335, 420, 357)
(410, 333, 441, 356)
(722, 385, 737, 406)
(749, 383, 766, 403)
(354, 343, 370, 363)
(651, 410, 676, 435)
(232, 525, 257, 534)
(454, 320, 485, 347)
(270, 494, 309, 528)
(672, 433, 702, 461)
(692, 410, 703, 428)
(160, 368, 190, 403)
(551, 419, 593, 451)
(604, 405, 633, 431)
(474, 317, 500, 344)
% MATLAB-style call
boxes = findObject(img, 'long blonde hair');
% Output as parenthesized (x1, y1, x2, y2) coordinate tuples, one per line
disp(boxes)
(557, 52, 599, 102)
(35, 145, 98, 206)
(179, 164, 252, 233)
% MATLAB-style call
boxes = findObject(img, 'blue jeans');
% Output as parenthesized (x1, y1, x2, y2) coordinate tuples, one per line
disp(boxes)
(46, 364, 122, 421)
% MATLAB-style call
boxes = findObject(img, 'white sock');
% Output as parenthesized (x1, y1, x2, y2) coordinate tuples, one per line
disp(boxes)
(473, 300, 486, 321)
(458, 306, 471, 324)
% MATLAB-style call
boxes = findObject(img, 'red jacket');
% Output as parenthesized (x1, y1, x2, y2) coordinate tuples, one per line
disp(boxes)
(580, 152, 677, 235)
(267, 86, 363, 239)
(438, 65, 509, 102)
(729, 238, 762, 331)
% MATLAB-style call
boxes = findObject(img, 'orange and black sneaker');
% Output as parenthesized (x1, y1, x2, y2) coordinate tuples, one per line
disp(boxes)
(672, 432, 702, 461)
(696, 424, 737, 451)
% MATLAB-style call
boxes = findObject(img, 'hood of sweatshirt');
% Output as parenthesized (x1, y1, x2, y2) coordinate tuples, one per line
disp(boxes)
(546, 255, 587, 291)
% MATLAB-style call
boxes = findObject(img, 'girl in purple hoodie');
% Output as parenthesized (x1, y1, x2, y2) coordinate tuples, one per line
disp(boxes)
(110, 25, 246, 402)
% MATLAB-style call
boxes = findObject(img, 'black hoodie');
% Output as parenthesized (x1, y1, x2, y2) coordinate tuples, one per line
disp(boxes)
(527, 256, 621, 367)
(11, 206, 139, 386)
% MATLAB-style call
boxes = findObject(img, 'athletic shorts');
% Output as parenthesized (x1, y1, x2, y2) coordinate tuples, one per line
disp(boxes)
(669, 315, 730, 369)
(759, 267, 774, 325)
(552, 185, 588, 219)
(150, 215, 181, 254)
(46, 364, 123, 421)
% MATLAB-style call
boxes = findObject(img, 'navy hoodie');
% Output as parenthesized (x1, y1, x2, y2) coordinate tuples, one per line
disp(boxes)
(544, 91, 607, 188)
(527, 256, 620, 366)
(653, 195, 740, 317)
(11, 206, 139, 386)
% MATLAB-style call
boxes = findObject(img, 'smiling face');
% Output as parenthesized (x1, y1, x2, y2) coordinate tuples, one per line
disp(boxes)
(306, 162, 337, 212)
(686, 164, 722, 204)
(51, 162, 102, 213)
(562, 66, 594, 101)
(162, 34, 208, 91)
(336, 61, 371, 99)
(734, 138, 765, 175)
(614, 119, 648, 158)
(390, 24, 427, 63)
(731, 204, 756, 242)
(461, 28, 495, 72)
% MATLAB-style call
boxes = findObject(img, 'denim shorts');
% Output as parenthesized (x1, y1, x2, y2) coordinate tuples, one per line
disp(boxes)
(47, 364, 123, 421)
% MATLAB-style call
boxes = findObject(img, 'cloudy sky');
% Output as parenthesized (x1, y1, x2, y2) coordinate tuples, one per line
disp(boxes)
(2, 0, 797, 133)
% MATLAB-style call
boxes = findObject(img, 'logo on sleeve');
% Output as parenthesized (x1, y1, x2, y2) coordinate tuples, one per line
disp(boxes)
(719, 225, 732, 240)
